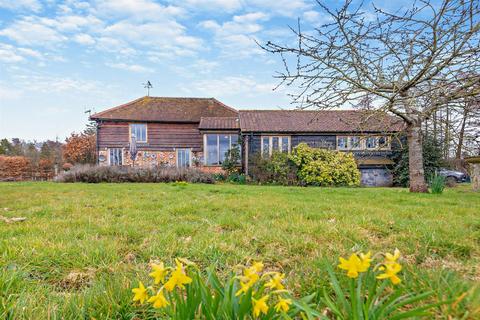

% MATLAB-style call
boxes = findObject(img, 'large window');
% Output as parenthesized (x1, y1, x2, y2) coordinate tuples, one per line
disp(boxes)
(177, 149, 191, 168)
(109, 148, 123, 166)
(130, 123, 147, 142)
(261, 136, 290, 157)
(336, 135, 390, 150)
(204, 134, 240, 165)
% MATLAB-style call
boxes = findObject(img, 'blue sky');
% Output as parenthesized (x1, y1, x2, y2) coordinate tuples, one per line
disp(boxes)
(0, 0, 403, 140)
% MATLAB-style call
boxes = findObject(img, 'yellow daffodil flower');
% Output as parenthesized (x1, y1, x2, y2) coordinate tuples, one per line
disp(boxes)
(358, 252, 372, 272)
(274, 297, 292, 313)
(385, 249, 401, 263)
(265, 273, 285, 290)
(376, 262, 402, 285)
(252, 261, 264, 273)
(149, 262, 168, 284)
(235, 279, 253, 296)
(147, 289, 169, 309)
(252, 295, 269, 317)
(164, 259, 192, 291)
(338, 253, 362, 278)
(132, 281, 148, 304)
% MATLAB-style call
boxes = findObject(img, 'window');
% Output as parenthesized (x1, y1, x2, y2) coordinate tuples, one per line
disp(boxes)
(261, 136, 290, 157)
(204, 134, 240, 165)
(350, 136, 361, 149)
(337, 136, 349, 150)
(378, 136, 389, 149)
(336, 135, 390, 150)
(130, 124, 147, 142)
(366, 136, 377, 149)
(109, 148, 123, 166)
(176, 149, 191, 168)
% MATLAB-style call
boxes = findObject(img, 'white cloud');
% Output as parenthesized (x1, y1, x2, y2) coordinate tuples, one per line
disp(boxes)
(247, 0, 311, 17)
(103, 20, 202, 52)
(0, 0, 41, 12)
(0, 44, 44, 63)
(0, 45, 24, 63)
(73, 33, 96, 45)
(0, 17, 66, 46)
(199, 12, 268, 58)
(106, 62, 152, 73)
(95, 0, 185, 21)
(180, 0, 241, 12)
(13, 74, 102, 93)
(187, 76, 275, 97)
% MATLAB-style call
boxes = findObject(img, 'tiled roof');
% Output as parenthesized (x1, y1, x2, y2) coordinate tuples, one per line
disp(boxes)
(90, 96, 238, 122)
(239, 110, 404, 133)
(199, 117, 240, 130)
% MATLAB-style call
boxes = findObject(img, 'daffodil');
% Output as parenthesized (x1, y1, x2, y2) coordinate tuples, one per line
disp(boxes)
(376, 262, 402, 285)
(274, 297, 291, 313)
(252, 295, 269, 317)
(149, 262, 168, 284)
(132, 281, 148, 304)
(358, 251, 372, 272)
(265, 273, 285, 290)
(147, 289, 169, 309)
(235, 279, 253, 296)
(385, 249, 401, 263)
(164, 259, 192, 291)
(338, 253, 362, 278)
(236, 270, 259, 296)
(251, 261, 264, 273)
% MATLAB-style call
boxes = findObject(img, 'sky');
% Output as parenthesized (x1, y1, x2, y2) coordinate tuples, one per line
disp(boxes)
(0, 0, 406, 141)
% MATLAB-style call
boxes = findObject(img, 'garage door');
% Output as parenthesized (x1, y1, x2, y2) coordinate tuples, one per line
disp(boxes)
(360, 168, 393, 187)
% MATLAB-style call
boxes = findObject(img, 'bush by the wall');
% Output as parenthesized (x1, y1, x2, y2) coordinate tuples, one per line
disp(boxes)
(250, 152, 299, 185)
(56, 165, 216, 184)
(290, 143, 360, 186)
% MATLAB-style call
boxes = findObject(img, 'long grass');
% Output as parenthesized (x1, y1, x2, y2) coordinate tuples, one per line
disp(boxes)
(0, 182, 479, 319)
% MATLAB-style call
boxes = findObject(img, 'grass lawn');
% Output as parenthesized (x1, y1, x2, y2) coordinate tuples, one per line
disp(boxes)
(0, 182, 479, 319)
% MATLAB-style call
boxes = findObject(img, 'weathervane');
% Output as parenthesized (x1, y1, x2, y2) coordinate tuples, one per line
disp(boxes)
(143, 80, 153, 96)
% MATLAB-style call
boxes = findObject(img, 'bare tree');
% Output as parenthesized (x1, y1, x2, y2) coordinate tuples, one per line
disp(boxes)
(261, 0, 480, 192)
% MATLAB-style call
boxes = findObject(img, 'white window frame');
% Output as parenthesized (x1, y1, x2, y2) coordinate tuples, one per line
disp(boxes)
(203, 133, 240, 165)
(176, 148, 192, 168)
(377, 136, 391, 150)
(108, 148, 123, 166)
(260, 135, 291, 157)
(365, 136, 378, 150)
(336, 136, 349, 150)
(129, 123, 148, 143)
(336, 135, 391, 151)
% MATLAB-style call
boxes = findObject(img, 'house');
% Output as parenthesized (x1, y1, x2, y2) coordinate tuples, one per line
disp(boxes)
(90, 96, 403, 186)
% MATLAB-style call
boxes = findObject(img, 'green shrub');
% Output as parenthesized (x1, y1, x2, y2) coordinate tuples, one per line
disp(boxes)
(430, 172, 446, 194)
(290, 143, 360, 186)
(392, 136, 443, 187)
(250, 152, 298, 185)
(56, 165, 216, 184)
(221, 146, 241, 175)
(227, 172, 247, 184)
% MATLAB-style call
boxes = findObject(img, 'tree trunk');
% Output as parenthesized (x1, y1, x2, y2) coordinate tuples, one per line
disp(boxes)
(407, 123, 429, 193)
(455, 107, 469, 160)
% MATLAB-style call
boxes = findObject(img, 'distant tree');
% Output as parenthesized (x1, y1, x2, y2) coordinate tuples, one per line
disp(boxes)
(0, 139, 13, 155)
(262, 0, 480, 192)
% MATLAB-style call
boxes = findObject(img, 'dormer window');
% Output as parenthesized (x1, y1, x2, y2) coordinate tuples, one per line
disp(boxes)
(130, 124, 147, 143)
